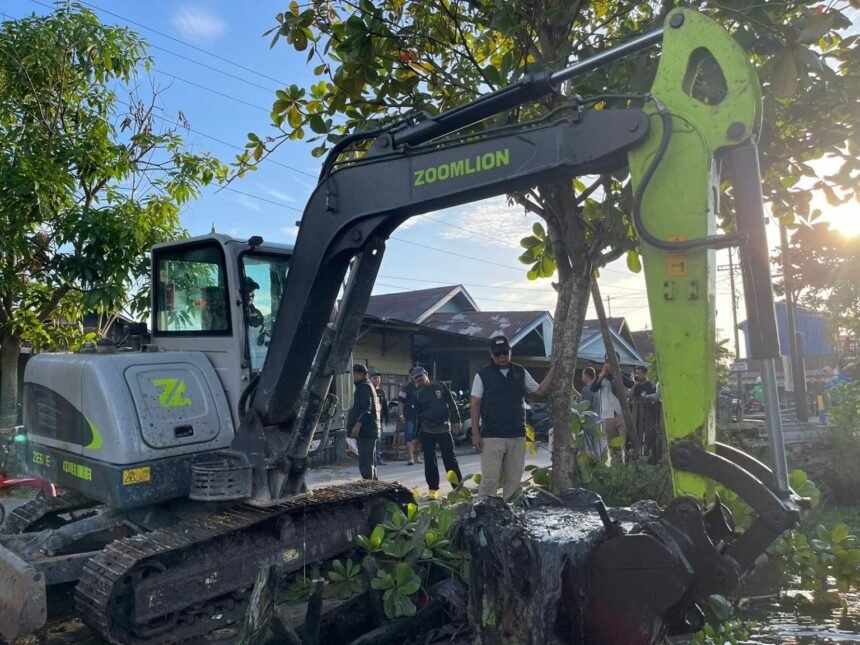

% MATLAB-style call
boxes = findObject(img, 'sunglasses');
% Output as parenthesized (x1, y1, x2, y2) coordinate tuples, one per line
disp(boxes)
(492, 350, 510, 357)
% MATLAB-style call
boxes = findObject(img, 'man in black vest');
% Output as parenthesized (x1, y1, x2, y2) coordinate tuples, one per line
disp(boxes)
(347, 363, 381, 480)
(471, 335, 557, 500)
(410, 366, 462, 500)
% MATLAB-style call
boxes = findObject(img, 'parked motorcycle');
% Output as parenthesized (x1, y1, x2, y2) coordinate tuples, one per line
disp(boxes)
(453, 391, 473, 443)
(526, 402, 551, 441)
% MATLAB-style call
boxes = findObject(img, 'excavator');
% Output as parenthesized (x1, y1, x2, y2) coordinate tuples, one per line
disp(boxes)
(0, 8, 805, 643)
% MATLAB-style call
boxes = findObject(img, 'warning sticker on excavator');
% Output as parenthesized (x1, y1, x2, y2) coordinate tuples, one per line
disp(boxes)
(123, 466, 151, 485)
(666, 235, 689, 277)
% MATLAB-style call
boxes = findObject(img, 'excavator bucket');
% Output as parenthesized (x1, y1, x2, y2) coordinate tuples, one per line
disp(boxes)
(0, 540, 47, 642)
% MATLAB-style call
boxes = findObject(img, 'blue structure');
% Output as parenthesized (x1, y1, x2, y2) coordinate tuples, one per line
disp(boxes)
(740, 302, 834, 357)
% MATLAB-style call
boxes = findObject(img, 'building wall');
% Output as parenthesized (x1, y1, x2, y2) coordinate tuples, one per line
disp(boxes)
(354, 331, 413, 375)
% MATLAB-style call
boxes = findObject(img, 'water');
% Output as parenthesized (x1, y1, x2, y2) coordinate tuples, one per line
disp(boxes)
(744, 591, 860, 643)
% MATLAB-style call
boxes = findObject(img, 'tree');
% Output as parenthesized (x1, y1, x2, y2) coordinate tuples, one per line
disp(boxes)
(0, 6, 226, 429)
(244, 0, 859, 488)
(776, 217, 860, 338)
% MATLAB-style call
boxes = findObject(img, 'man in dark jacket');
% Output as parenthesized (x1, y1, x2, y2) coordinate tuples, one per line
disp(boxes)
(411, 366, 462, 500)
(471, 335, 556, 500)
(347, 363, 380, 480)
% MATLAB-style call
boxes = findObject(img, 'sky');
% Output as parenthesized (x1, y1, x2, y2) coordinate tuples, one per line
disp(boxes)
(3, 0, 857, 359)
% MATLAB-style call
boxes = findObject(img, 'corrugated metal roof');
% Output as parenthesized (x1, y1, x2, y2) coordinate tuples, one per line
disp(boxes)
(631, 330, 655, 357)
(366, 286, 462, 323)
(423, 311, 547, 342)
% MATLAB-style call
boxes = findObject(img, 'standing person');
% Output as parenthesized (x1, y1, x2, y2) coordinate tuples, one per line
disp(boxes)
(346, 364, 380, 480)
(369, 369, 388, 465)
(630, 365, 656, 400)
(397, 375, 420, 466)
(471, 335, 557, 501)
(630, 364, 658, 460)
(590, 355, 634, 464)
(578, 367, 606, 461)
(410, 366, 462, 500)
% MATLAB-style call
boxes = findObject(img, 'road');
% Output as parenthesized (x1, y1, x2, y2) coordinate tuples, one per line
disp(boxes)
(309, 444, 553, 495)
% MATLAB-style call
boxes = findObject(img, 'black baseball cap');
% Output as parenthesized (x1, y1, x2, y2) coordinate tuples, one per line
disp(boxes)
(353, 364, 368, 375)
(409, 366, 427, 377)
(489, 335, 511, 352)
(368, 368, 379, 377)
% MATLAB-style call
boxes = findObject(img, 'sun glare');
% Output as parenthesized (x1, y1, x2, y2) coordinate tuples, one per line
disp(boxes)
(823, 204, 860, 238)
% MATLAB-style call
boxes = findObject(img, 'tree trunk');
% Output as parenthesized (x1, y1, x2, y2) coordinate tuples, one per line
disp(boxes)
(550, 268, 592, 491)
(0, 333, 21, 434)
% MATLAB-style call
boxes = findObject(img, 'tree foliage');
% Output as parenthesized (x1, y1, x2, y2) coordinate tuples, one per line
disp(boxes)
(0, 5, 226, 423)
(775, 217, 860, 337)
(247, 0, 859, 487)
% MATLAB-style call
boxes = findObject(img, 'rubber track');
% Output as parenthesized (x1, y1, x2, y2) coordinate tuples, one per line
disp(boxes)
(75, 480, 411, 644)
(0, 491, 100, 535)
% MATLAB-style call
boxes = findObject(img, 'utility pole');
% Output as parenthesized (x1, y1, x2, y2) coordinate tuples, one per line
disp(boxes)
(779, 222, 809, 421)
(728, 248, 744, 396)
(717, 253, 745, 396)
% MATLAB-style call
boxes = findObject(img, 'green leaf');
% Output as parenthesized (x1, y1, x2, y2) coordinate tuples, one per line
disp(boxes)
(520, 235, 541, 249)
(769, 49, 799, 99)
(832, 523, 851, 544)
(394, 562, 414, 585)
(799, 13, 835, 44)
(309, 114, 328, 134)
(626, 250, 641, 273)
(789, 469, 808, 489)
(371, 525, 385, 547)
(288, 106, 303, 129)
(609, 436, 626, 449)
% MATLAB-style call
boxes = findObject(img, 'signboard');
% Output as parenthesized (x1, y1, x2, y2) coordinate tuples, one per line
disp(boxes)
(730, 361, 748, 373)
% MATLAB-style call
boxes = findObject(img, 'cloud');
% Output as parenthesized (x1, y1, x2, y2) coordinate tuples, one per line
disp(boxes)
(170, 7, 226, 44)
(435, 198, 537, 249)
(281, 225, 299, 240)
(234, 193, 263, 213)
(259, 185, 296, 203)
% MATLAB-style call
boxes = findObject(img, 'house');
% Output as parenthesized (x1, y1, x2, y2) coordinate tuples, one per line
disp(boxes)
(356, 285, 645, 398)
(358, 285, 553, 393)
(577, 317, 646, 366)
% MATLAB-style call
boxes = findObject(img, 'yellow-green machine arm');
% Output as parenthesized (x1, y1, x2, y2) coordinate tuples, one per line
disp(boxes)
(628, 9, 790, 501)
(588, 10, 806, 639)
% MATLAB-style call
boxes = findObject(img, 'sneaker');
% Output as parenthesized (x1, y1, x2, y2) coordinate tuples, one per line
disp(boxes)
(407, 461, 415, 466)
(427, 490, 438, 500)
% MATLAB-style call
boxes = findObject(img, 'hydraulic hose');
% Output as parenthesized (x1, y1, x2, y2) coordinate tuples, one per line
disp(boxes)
(631, 97, 745, 252)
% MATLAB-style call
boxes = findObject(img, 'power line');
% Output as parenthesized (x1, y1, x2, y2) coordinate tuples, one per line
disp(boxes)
(374, 282, 557, 309)
(218, 185, 303, 210)
(121, 100, 318, 179)
(147, 43, 277, 93)
(377, 274, 648, 299)
(78, 0, 289, 86)
(151, 69, 270, 113)
(27, 0, 275, 114)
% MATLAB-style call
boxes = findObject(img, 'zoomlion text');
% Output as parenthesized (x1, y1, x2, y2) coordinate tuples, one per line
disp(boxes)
(414, 148, 510, 187)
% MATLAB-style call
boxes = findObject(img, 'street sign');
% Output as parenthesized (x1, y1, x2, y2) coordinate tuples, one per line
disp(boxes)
(730, 361, 748, 373)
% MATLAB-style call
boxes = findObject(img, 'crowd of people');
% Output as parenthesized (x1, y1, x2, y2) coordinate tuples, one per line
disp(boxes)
(348, 338, 658, 499)
(577, 356, 658, 465)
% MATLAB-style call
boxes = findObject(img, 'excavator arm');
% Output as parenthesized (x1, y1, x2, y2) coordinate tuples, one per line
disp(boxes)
(234, 10, 803, 632)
